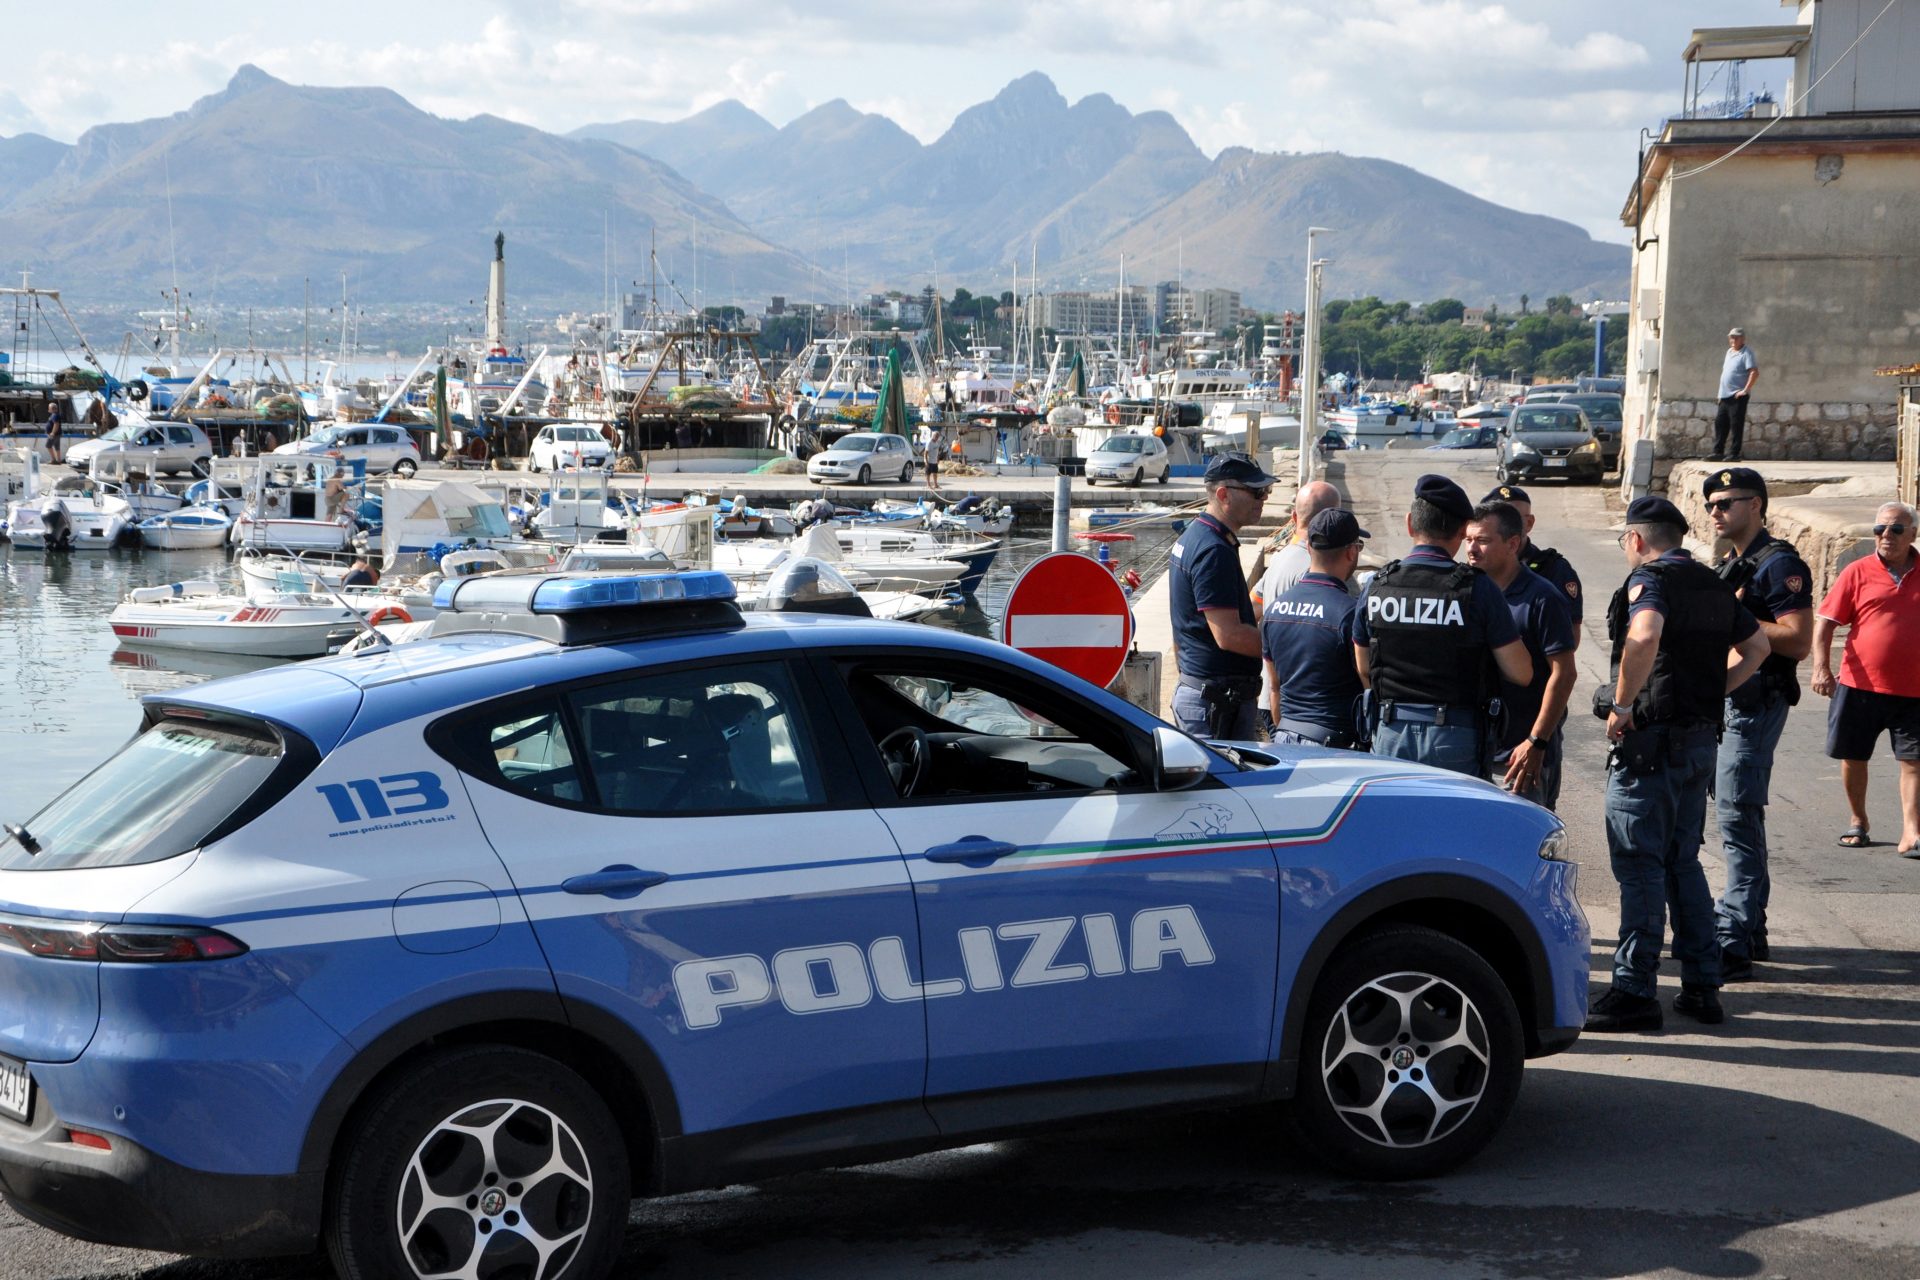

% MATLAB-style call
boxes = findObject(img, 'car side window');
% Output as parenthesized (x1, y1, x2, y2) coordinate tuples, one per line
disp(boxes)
(837, 658, 1141, 800)
(474, 702, 584, 803)
(168, 427, 195, 444)
(570, 662, 824, 813)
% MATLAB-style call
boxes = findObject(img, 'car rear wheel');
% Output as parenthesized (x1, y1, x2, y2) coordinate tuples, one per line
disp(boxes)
(1284, 925, 1522, 1180)
(327, 1045, 629, 1280)
(395, 458, 418, 478)
(1157, 468, 1169, 484)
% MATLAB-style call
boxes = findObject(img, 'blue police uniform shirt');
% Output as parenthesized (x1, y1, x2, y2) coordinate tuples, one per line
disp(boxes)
(1523, 539, 1583, 625)
(1496, 567, 1576, 749)
(1627, 549, 1761, 643)
(1723, 531, 1812, 623)
(1262, 571, 1362, 732)
(1352, 545, 1521, 650)
(1170, 512, 1260, 680)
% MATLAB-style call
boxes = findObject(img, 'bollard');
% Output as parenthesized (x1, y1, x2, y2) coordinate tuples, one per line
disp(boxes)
(1052, 472, 1071, 552)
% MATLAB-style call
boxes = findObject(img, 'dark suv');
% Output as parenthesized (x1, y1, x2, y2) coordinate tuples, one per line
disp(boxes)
(1559, 394, 1622, 469)
(1497, 402, 1604, 484)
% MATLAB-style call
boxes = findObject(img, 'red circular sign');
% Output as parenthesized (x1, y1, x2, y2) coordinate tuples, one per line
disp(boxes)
(1000, 551, 1134, 689)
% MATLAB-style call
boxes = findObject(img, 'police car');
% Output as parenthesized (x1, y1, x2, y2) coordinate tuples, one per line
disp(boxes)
(0, 571, 1587, 1279)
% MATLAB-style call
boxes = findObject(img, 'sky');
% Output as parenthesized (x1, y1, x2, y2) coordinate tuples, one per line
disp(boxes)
(1, 0, 1793, 246)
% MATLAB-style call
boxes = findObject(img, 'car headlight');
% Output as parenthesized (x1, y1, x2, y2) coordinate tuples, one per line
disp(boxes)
(1576, 438, 1601, 455)
(1538, 828, 1570, 861)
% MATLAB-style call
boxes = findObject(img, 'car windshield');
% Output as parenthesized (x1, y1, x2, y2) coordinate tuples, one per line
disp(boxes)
(1512, 408, 1582, 433)
(1440, 428, 1479, 446)
(1099, 436, 1146, 454)
(308, 427, 346, 446)
(838, 437, 878, 452)
(0, 717, 284, 870)
(1566, 396, 1622, 422)
(558, 426, 600, 441)
(100, 423, 141, 443)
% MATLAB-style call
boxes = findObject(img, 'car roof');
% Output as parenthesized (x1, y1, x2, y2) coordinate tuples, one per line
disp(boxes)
(144, 612, 1144, 754)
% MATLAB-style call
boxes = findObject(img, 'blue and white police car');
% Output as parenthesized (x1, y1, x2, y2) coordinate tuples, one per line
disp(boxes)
(0, 570, 1587, 1279)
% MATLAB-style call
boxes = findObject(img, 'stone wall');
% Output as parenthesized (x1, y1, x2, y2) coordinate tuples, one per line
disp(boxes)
(1643, 398, 1895, 490)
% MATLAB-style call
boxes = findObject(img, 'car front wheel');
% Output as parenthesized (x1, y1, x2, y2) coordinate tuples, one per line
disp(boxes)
(327, 1045, 629, 1280)
(857, 464, 871, 485)
(1284, 925, 1523, 1180)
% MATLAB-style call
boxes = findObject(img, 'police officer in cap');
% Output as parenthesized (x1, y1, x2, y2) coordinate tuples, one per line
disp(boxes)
(1705, 465, 1812, 978)
(1484, 483, 1584, 647)
(1169, 451, 1274, 739)
(1353, 473, 1532, 775)
(1587, 496, 1770, 1033)
(1263, 508, 1369, 749)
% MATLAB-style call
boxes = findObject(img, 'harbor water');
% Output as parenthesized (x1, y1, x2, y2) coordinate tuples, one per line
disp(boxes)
(0, 525, 1178, 825)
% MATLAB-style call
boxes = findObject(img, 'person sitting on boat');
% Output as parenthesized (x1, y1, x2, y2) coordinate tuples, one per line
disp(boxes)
(342, 557, 378, 587)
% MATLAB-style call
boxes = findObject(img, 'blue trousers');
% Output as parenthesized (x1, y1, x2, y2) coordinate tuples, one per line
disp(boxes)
(1171, 683, 1261, 741)
(1605, 728, 1723, 996)
(1373, 720, 1483, 776)
(1715, 694, 1789, 959)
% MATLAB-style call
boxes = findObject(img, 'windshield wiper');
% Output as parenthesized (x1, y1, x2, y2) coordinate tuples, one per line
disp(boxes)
(4, 823, 40, 855)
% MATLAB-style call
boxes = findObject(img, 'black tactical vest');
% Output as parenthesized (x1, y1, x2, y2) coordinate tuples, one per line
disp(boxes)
(1717, 537, 1802, 706)
(1607, 557, 1741, 726)
(1365, 558, 1494, 708)
(1523, 545, 1567, 579)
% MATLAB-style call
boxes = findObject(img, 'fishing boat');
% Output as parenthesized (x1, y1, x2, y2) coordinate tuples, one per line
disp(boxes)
(229, 456, 363, 551)
(107, 581, 365, 657)
(1326, 395, 1409, 437)
(138, 505, 233, 550)
(531, 468, 625, 543)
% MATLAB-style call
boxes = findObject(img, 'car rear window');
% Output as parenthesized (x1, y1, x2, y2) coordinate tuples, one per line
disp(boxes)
(1513, 408, 1581, 432)
(0, 718, 285, 870)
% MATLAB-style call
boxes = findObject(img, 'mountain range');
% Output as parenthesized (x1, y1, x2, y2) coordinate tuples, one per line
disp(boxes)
(0, 68, 1627, 312)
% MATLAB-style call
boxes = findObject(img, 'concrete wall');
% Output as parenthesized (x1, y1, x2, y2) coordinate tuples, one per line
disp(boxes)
(1620, 125, 1920, 487)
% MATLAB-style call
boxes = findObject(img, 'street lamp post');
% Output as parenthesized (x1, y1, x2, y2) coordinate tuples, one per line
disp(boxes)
(1298, 227, 1331, 489)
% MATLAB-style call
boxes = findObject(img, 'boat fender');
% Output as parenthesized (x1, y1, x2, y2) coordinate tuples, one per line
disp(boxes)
(368, 605, 413, 628)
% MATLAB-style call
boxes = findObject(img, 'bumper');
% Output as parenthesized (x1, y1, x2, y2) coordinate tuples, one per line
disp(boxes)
(0, 1106, 320, 1258)
(1508, 457, 1603, 480)
(1530, 1025, 1583, 1058)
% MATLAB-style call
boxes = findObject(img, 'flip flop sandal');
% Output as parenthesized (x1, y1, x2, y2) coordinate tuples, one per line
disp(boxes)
(1901, 847, 1920, 860)
(1837, 825, 1871, 848)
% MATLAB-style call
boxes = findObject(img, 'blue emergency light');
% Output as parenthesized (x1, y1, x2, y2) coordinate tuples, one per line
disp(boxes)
(434, 570, 737, 614)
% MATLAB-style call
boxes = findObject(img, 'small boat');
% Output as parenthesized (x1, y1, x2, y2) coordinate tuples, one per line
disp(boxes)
(1081, 505, 1189, 530)
(108, 581, 365, 657)
(138, 505, 234, 550)
(531, 468, 624, 543)
(63, 489, 134, 551)
(229, 457, 363, 552)
(923, 495, 1014, 537)
(7, 495, 73, 550)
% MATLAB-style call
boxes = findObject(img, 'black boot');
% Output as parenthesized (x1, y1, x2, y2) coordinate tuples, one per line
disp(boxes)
(1673, 983, 1725, 1025)
(1586, 987, 1663, 1033)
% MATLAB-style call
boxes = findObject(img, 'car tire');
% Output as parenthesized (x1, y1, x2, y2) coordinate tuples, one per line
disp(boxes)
(192, 457, 211, 478)
(326, 1045, 629, 1280)
(1157, 469, 1169, 485)
(1495, 463, 1512, 484)
(394, 458, 418, 478)
(1283, 925, 1523, 1181)
(857, 465, 871, 485)
(1127, 468, 1143, 487)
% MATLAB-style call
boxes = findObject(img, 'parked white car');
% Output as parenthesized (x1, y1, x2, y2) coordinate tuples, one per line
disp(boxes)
(272, 423, 420, 476)
(807, 432, 913, 485)
(69, 421, 213, 478)
(529, 423, 615, 472)
(1085, 432, 1171, 486)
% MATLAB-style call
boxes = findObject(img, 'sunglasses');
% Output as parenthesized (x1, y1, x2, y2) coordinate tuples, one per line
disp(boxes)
(1225, 484, 1272, 500)
(1705, 496, 1757, 513)
(1874, 523, 1911, 535)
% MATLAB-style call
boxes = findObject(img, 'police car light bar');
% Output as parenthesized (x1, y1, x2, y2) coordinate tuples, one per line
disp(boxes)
(434, 570, 737, 615)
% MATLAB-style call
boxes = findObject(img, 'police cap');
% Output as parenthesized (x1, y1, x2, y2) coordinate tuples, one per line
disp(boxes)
(1483, 483, 1532, 506)
(1412, 473, 1472, 522)
(1204, 451, 1278, 490)
(1703, 465, 1766, 499)
(1625, 495, 1688, 529)
(1308, 508, 1370, 549)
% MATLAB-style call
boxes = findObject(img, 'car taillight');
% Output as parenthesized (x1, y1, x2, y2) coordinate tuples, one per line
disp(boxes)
(0, 914, 248, 963)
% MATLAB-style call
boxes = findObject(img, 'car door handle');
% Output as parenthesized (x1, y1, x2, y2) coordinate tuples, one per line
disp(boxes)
(922, 837, 1019, 864)
(562, 865, 669, 899)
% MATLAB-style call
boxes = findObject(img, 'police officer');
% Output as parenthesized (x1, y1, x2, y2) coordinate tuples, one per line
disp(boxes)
(1464, 500, 1577, 807)
(1168, 451, 1274, 740)
(1353, 474, 1532, 775)
(1705, 466, 1813, 978)
(1587, 496, 1770, 1033)
(1263, 508, 1369, 749)
(1483, 484, 1584, 646)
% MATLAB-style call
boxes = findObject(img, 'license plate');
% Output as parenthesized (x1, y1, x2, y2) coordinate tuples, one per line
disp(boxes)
(0, 1054, 30, 1122)
(1543, 458, 1567, 467)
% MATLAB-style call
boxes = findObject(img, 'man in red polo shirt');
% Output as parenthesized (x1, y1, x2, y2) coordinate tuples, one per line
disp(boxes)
(1813, 502, 1920, 856)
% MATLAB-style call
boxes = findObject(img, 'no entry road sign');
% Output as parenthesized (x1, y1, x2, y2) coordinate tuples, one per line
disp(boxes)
(1000, 550, 1134, 689)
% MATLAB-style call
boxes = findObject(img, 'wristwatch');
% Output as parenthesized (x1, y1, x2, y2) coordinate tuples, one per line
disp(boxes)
(1610, 702, 1634, 717)
(1526, 733, 1551, 749)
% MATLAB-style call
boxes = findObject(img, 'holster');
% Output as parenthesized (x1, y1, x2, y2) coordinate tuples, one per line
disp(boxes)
(1201, 677, 1261, 738)
(1613, 724, 1666, 776)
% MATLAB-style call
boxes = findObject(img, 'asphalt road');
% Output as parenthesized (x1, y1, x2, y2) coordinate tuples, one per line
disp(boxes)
(7, 446, 1920, 1279)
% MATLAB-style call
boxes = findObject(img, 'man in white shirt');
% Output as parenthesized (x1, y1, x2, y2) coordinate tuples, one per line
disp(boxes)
(1709, 327, 1758, 462)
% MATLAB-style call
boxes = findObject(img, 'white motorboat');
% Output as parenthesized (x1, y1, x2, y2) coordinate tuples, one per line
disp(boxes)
(108, 581, 365, 657)
(63, 488, 134, 551)
(531, 468, 624, 543)
(7, 494, 73, 550)
(235, 551, 451, 623)
(138, 505, 233, 550)
(229, 457, 362, 551)
(923, 496, 1014, 537)
(712, 524, 967, 595)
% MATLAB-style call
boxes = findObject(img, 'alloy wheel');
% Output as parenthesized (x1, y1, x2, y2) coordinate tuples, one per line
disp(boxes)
(1318, 970, 1491, 1149)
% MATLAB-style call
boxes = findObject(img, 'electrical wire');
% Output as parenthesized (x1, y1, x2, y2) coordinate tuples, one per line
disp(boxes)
(1670, 0, 1903, 182)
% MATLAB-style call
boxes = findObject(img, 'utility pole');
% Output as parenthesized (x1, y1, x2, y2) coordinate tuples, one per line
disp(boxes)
(1298, 227, 1331, 489)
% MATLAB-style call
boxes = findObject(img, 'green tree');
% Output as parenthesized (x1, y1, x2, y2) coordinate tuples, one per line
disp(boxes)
(1421, 298, 1466, 325)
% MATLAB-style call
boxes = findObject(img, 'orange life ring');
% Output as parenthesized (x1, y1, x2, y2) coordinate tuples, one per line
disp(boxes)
(367, 605, 412, 627)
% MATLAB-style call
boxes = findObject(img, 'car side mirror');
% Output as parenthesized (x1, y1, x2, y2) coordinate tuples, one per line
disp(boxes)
(1153, 726, 1213, 791)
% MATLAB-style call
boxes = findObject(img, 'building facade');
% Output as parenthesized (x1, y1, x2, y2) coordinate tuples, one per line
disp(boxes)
(1619, 0, 1920, 489)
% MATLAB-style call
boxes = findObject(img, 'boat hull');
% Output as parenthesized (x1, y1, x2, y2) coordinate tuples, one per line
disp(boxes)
(108, 602, 358, 657)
